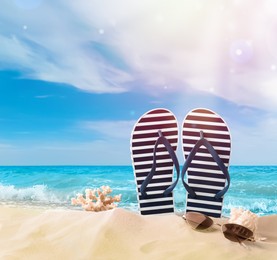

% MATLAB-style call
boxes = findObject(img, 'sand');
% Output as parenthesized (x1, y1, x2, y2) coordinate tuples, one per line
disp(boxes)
(0, 206, 276, 260)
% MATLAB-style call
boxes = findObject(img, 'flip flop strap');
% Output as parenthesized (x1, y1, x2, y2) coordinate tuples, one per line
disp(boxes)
(181, 131, 230, 200)
(140, 130, 180, 198)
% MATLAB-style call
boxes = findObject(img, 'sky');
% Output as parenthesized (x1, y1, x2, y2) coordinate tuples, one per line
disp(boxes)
(0, 0, 277, 165)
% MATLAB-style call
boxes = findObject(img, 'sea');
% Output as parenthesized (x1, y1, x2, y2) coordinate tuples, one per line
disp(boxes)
(0, 165, 276, 216)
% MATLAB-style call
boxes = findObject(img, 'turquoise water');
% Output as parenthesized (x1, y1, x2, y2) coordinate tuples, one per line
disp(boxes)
(0, 166, 276, 216)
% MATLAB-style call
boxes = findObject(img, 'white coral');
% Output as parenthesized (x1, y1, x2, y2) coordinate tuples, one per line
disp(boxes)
(71, 186, 121, 212)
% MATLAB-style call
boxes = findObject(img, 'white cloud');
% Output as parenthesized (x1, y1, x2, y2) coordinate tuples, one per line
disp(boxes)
(0, 140, 131, 166)
(79, 120, 136, 140)
(0, 1, 129, 93)
(0, 114, 276, 165)
(35, 95, 52, 99)
(0, 143, 14, 149)
(227, 111, 277, 165)
(0, 118, 136, 165)
(1, 0, 277, 109)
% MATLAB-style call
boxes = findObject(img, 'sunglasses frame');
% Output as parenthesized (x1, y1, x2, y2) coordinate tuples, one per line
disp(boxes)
(183, 211, 255, 246)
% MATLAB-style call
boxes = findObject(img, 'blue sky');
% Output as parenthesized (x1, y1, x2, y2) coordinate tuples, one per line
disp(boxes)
(0, 0, 277, 165)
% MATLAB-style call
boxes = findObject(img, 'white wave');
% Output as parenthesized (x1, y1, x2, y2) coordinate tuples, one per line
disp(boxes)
(223, 198, 277, 216)
(0, 184, 60, 203)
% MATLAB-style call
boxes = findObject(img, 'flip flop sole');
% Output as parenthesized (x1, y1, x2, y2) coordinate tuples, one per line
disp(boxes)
(182, 108, 231, 218)
(131, 108, 178, 215)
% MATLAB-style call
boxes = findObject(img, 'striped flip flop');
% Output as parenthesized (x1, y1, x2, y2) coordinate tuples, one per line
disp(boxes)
(130, 108, 179, 215)
(181, 108, 231, 218)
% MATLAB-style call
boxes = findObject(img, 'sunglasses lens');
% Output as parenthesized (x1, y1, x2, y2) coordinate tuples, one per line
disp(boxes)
(184, 212, 213, 230)
(222, 224, 253, 243)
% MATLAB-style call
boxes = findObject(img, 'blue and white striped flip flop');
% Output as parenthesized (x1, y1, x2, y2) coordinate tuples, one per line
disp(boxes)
(181, 108, 231, 218)
(131, 108, 179, 215)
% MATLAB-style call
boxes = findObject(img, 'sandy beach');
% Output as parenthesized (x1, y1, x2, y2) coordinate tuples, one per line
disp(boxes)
(0, 206, 276, 260)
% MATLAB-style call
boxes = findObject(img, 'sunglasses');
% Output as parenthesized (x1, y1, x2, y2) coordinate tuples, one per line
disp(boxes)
(183, 212, 256, 247)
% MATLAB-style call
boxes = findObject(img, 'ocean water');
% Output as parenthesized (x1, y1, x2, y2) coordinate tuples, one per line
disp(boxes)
(0, 165, 276, 216)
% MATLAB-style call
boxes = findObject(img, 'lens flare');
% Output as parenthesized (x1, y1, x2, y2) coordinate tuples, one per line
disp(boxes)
(266, 18, 277, 59)
(229, 40, 253, 64)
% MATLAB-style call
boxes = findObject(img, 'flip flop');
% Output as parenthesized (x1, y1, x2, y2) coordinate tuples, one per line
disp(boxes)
(181, 108, 231, 218)
(131, 108, 179, 215)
